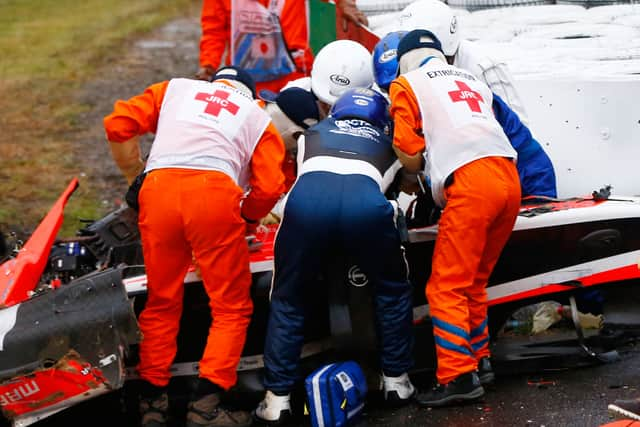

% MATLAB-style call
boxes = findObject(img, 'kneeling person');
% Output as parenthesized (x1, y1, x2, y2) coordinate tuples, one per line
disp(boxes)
(255, 88, 416, 424)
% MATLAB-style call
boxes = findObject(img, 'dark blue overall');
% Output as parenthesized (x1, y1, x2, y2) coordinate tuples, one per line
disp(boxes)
(262, 118, 414, 393)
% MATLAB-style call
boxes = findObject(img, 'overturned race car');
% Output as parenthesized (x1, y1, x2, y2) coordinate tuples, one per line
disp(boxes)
(2, 179, 640, 426)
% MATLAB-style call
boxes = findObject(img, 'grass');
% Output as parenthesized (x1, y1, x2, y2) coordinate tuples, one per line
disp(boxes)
(0, 0, 198, 237)
(0, 0, 196, 82)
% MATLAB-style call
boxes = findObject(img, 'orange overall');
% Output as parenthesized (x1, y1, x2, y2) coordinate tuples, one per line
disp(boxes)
(390, 76, 521, 385)
(104, 80, 285, 390)
(200, 0, 314, 93)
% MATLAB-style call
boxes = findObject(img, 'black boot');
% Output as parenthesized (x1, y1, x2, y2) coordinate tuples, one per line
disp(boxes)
(186, 378, 252, 427)
(139, 382, 169, 427)
(415, 372, 484, 408)
(477, 357, 495, 385)
(186, 393, 253, 427)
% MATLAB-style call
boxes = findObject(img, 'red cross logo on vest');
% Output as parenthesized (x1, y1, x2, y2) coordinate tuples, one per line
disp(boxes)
(195, 90, 240, 116)
(448, 81, 484, 113)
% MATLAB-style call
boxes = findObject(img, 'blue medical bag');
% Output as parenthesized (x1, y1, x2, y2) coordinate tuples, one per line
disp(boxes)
(304, 361, 368, 427)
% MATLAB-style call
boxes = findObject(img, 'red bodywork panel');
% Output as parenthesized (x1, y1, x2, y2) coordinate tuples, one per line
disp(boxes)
(519, 196, 607, 217)
(335, 9, 380, 52)
(600, 421, 640, 427)
(489, 264, 640, 307)
(249, 224, 278, 265)
(0, 179, 79, 307)
(0, 351, 108, 420)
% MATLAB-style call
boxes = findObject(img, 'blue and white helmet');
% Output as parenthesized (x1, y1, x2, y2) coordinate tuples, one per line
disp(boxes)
(372, 31, 407, 92)
(330, 88, 391, 131)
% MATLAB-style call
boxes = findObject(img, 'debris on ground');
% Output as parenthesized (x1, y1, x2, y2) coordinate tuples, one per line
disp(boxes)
(505, 301, 603, 335)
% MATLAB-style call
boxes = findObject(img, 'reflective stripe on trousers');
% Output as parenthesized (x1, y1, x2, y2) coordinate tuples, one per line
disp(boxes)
(427, 157, 520, 384)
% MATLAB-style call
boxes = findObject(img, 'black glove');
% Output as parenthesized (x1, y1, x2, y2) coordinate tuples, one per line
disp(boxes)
(125, 172, 147, 211)
(396, 205, 410, 245)
(406, 190, 440, 228)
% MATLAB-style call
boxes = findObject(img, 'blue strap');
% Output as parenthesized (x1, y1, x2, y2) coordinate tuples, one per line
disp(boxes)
(434, 335, 473, 356)
(471, 337, 489, 352)
(432, 316, 470, 341)
(470, 318, 488, 339)
(419, 56, 436, 67)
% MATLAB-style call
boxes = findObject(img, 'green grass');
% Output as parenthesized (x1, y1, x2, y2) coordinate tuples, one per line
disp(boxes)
(0, 0, 196, 82)
(0, 0, 198, 237)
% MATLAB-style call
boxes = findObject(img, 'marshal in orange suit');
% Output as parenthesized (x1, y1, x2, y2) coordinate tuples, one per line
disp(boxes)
(196, 0, 368, 93)
(389, 30, 521, 409)
(104, 66, 285, 427)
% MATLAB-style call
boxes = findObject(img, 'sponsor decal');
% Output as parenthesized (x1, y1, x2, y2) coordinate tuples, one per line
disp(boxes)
(194, 90, 240, 117)
(448, 80, 484, 113)
(0, 352, 108, 418)
(330, 74, 350, 86)
(379, 49, 397, 64)
(348, 265, 369, 287)
(354, 99, 369, 106)
(0, 381, 39, 406)
(450, 16, 458, 34)
(336, 371, 354, 390)
(332, 119, 381, 142)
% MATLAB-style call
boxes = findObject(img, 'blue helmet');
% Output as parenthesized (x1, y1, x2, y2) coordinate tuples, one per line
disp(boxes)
(372, 31, 408, 92)
(330, 88, 391, 131)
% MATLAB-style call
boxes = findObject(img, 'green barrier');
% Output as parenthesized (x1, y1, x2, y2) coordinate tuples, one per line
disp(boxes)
(309, 0, 337, 55)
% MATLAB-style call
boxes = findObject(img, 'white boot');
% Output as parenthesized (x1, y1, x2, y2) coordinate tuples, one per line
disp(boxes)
(381, 373, 416, 404)
(254, 390, 292, 424)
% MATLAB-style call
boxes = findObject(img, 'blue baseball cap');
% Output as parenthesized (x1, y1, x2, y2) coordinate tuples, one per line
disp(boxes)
(267, 87, 320, 129)
(210, 66, 256, 98)
(258, 89, 279, 103)
(396, 29, 444, 65)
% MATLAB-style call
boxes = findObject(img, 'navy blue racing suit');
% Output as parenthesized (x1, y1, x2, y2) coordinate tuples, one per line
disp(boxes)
(493, 94, 558, 198)
(262, 118, 414, 394)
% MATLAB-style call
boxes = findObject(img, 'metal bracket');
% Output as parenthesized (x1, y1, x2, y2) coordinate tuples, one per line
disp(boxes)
(569, 296, 619, 363)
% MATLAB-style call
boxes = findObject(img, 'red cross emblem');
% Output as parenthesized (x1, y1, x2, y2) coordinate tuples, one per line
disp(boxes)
(195, 90, 240, 116)
(448, 81, 484, 113)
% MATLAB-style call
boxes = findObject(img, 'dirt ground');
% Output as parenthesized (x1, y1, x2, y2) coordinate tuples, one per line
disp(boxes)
(72, 13, 203, 219)
(0, 9, 202, 239)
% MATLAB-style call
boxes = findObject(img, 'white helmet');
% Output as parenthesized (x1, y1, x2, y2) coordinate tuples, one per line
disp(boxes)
(311, 40, 374, 105)
(398, 0, 460, 56)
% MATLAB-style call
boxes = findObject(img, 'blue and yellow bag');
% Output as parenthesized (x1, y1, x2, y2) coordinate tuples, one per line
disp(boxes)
(304, 361, 367, 427)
